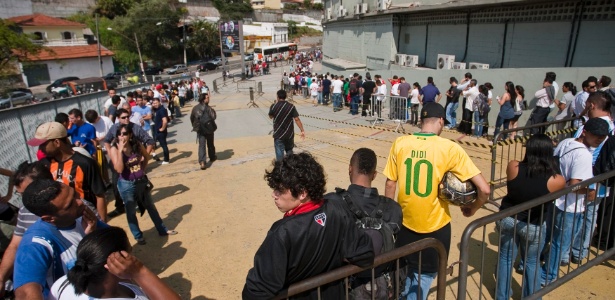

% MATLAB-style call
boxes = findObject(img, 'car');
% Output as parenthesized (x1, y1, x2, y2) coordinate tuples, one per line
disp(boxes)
(198, 62, 218, 71)
(209, 58, 227, 66)
(0, 91, 35, 109)
(46, 76, 79, 93)
(244, 53, 254, 61)
(103, 72, 124, 80)
(143, 67, 163, 75)
(166, 64, 188, 75)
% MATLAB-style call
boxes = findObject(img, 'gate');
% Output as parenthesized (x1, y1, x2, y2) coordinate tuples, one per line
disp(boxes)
(23, 63, 50, 86)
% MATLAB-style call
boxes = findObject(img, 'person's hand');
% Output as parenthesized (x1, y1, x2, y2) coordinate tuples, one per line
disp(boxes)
(74, 141, 81, 147)
(105, 251, 144, 280)
(117, 137, 127, 150)
(461, 201, 482, 217)
(81, 206, 98, 234)
(299, 131, 305, 140)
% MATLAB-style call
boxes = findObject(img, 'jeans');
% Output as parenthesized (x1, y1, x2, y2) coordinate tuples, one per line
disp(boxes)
(274, 137, 294, 161)
(572, 197, 603, 260)
(350, 95, 361, 115)
(322, 92, 330, 104)
(198, 133, 216, 163)
(493, 115, 511, 139)
(529, 107, 550, 135)
(179, 96, 185, 107)
(317, 92, 323, 104)
(332, 93, 342, 109)
(399, 271, 437, 300)
(495, 217, 545, 300)
(410, 104, 419, 125)
(111, 169, 124, 211)
(117, 178, 168, 240)
(541, 208, 583, 284)
(473, 111, 484, 137)
(446, 102, 459, 127)
(155, 131, 170, 162)
(174, 106, 182, 118)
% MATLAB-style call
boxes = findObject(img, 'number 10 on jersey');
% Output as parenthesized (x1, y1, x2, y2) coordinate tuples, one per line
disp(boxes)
(404, 158, 433, 197)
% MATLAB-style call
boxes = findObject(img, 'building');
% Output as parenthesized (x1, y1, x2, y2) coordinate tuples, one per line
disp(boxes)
(251, 0, 282, 10)
(7, 14, 114, 87)
(321, 0, 615, 71)
(243, 22, 289, 51)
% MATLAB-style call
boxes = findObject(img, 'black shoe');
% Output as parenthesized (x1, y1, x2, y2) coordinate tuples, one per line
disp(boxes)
(108, 209, 125, 219)
(152, 155, 161, 162)
(210, 156, 217, 163)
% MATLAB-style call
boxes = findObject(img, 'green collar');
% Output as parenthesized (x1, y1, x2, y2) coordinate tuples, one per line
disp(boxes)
(414, 132, 437, 136)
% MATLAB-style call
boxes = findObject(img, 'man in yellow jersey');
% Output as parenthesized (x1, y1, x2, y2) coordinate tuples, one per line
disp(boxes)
(383, 102, 490, 300)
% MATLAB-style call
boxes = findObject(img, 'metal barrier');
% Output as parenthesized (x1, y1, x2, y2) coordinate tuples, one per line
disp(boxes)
(489, 117, 579, 202)
(236, 80, 257, 94)
(458, 170, 615, 300)
(369, 95, 408, 133)
(274, 238, 448, 300)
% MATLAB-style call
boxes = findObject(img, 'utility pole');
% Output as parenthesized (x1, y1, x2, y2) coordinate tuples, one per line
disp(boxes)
(183, 18, 187, 65)
(134, 33, 147, 83)
(95, 13, 103, 76)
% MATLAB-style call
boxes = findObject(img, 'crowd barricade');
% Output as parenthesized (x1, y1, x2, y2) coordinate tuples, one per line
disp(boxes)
(490, 117, 579, 202)
(458, 170, 615, 300)
(274, 238, 448, 300)
(236, 80, 257, 94)
(369, 95, 408, 133)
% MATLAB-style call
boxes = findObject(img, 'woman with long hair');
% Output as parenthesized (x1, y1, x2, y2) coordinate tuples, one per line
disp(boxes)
(495, 134, 565, 300)
(50, 227, 181, 299)
(493, 81, 517, 140)
(109, 124, 177, 245)
(554, 82, 577, 141)
(473, 85, 489, 138)
(409, 82, 421, 125)
(509, 85, 525, 139)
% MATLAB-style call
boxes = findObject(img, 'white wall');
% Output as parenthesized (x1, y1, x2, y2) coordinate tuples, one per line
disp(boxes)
(44, 56, 114, 82)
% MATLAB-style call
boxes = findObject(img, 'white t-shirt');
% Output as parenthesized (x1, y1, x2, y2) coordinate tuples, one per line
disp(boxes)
(410, 88, 420, 104)
(332, 80, 344, 94)
(463, 86, 479, 111)
(310, 82, 319, 96)
(288, 77, 295, 85)
(390, 83, 400, 96)
(49, 275, 148, 300)
(554, 138, 594, 213)
(103, 97, 127, 110)
(88, 116, 114, 140)
(376, 85, 387, 101)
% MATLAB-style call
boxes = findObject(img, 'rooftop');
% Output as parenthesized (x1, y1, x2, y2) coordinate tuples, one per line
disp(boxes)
(7, 14, 84, 27)
(20, 44, 114, 61)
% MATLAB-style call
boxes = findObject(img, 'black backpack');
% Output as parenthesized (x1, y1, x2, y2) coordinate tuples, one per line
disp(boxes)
(349, 80, 359, 95)
(336, 188, 399, 300)
(198, 105, 217, 134)
(594, 133, 615, 187)
(604, 88, 615, 118)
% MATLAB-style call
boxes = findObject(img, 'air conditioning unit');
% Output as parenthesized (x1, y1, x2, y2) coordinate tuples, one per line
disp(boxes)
(338, 6, 344, 17)
(405, 55, 419, 68)
(395, 54, 408, 66)
(326, 8, 332, 20)
(361, 3, 368, 13)
(436, 54, 455, 70)
(469, 62, 490, 69)
(452, 62, 466, 69)
(354, 4, 360, 14)
(377, 0, 390, 11)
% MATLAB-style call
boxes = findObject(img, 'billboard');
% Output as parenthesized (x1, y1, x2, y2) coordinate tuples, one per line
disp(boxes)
(220, 21, 240, 53)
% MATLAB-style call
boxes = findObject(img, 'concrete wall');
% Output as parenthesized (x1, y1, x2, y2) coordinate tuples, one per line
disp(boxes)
(0, 0, 33, 19)
(43, 56, 114, 83)
(319, 66, 615, 131)
(31, 0, 96, 18)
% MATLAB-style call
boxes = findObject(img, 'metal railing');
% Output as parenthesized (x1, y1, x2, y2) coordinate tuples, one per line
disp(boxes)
(490, 117, 579, 202)
(274, 238, 448, 300)
(458, 170, 615, 300)
(369, 95, 409, 133)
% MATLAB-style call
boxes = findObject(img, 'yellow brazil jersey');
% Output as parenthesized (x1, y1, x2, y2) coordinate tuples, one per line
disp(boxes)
(383, 133, 481, 233)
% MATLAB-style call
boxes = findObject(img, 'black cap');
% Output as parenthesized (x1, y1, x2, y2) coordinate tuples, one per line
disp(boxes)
(420, 103, 445, 120)
(584, 118, 610, 136)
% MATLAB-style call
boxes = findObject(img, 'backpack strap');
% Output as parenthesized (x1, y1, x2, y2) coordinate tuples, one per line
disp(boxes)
(335, 188, 368, 219)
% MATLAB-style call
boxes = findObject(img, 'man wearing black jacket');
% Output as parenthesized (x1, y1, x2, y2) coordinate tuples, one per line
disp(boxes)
(243, 152, 374, 299)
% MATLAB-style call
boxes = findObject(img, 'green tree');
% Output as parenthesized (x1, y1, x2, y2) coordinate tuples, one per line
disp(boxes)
(0, 20, 50, 75)
(186, 20, 220, 59)
(212, 0, 253, 21)
(94, 0, 135, 19)
(286, 20, 298, 39)
(303, 0, 312, 9)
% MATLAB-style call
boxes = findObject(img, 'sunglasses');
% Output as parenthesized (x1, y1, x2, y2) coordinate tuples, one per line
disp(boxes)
(119, 116, 129, 120)
(119, 132, 130, 136)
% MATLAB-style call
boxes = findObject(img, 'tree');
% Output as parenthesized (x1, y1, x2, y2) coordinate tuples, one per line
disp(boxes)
(94, 0, 135, 19)
(186, 20, 220, 59)
(212, 0, 253, 21)
(0, 20, 50, 75)
(303, 0, 312, 9)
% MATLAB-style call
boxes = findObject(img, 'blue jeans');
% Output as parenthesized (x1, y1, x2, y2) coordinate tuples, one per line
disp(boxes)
(332, 93, 342, 109)
(541, 208, 583, 284)
(350, 95, 361, 115)
(317, 92, 323, 104)
(572, 197, 603, 260)
(274, 137, 294, 161)
(117, 178, 168, 240)
(493, 115, 511, 139)
(446, 102, 459, 127)
(473, 111, 484, 137)
(399, 270, 437, 300)
(496, 217, 545, 300)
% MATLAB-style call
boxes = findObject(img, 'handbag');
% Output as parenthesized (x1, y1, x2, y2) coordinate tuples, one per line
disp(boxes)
(514, 98, 522, 112)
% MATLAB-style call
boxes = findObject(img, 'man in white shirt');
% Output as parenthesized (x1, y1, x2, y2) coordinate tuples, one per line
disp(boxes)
(375, 80, 387, 118)
(84, 110, 113, 144)
(572, 80, 597, 127)
(103, 89, 126, 115)
(331, 75, 344, 111)
(541, 117, 608, 286)
(119, 103, 143, 126)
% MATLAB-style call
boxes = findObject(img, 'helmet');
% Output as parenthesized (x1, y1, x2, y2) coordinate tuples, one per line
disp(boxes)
(438, 172, 477, 206)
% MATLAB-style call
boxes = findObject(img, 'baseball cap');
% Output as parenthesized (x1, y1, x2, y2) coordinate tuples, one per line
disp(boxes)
(27, 122, 67, 146)
(584, 118, 610, 136)
(420, 103, 445, 120)
(155, 84, 163, 90)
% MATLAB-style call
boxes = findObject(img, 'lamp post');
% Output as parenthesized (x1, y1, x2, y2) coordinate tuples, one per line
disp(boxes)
(107, 27, 147, 83)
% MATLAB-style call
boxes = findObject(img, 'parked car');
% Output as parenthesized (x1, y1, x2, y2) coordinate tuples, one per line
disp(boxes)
(46, 76, 79, 93)
(103, 72, 124, 80)
(64, 77, 110, 95)
(166, 64, 188, 75)
(0, 91, 35, 109)
(209, 58, 226, 66)
(244, 53, 254, 61)
(198, 62, 218, 71)
(143, 67, 163, 75)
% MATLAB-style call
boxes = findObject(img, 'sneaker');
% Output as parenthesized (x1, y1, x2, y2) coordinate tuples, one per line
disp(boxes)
(107, 209, 125, 219)
(571, 256, 583, 264)
(152, 155, 161, 162)
(210, 156, 217, 163)
(159, 230, 178, 236)
(137, 238, 147, 245)
(160, 161, 170, 165)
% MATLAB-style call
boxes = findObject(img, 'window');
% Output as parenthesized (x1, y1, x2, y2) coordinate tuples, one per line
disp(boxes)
(33, 32, 43, 40)
(62, 31, 72, 40)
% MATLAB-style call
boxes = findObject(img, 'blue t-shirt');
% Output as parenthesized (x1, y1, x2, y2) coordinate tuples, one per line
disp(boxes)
(67, 123, 97, 155)
(132, 105, 152, 131)
(14, 218, 107, 297)
(153, 106, 168, 133)
(420, 84, 440, 103)
(322, 79, 332, 94)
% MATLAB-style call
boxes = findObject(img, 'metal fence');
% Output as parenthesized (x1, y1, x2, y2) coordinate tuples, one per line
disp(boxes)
(274, 238, 448, 300)
(489, 117, 579, 202)
(369, 95, 409, 133)
(458, 170, 615, 300)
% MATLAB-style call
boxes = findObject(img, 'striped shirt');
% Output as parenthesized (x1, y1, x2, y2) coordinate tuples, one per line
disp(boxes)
(269, 101, 299, 140)
(14, 200, 100, 237)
